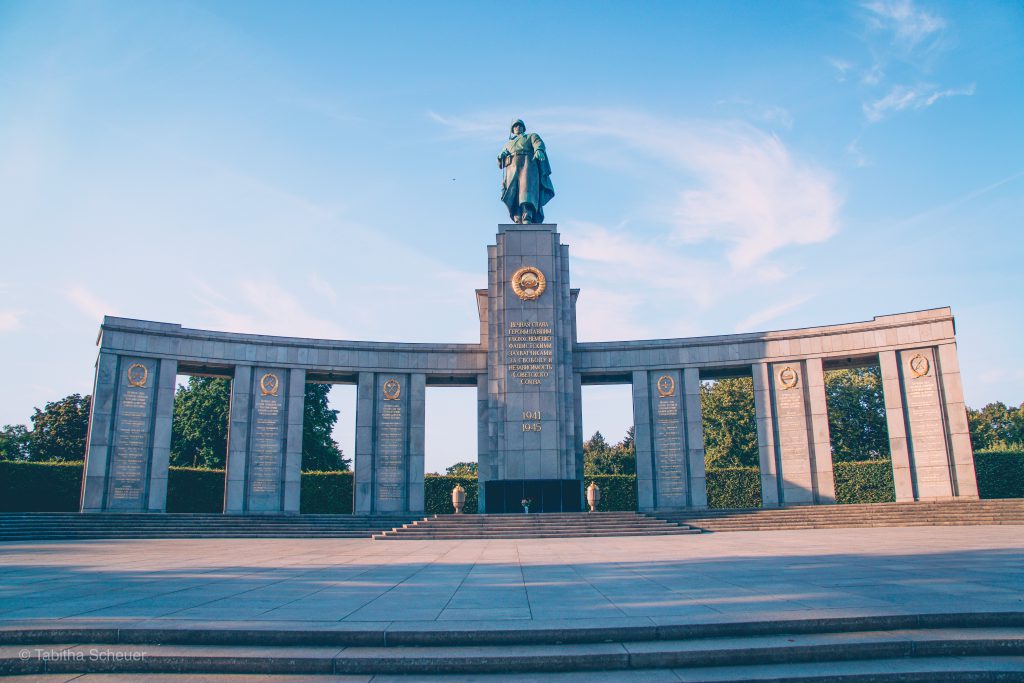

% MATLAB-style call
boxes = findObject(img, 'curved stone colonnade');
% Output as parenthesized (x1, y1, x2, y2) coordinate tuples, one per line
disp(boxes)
(81, 306, 975, 514)
(576, 308, 976, 510)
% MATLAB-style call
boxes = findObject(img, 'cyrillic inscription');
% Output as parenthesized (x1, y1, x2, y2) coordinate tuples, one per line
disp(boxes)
(507, 321, 553, 385)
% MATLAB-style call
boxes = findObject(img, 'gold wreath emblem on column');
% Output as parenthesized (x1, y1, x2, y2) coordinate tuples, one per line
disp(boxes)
(656, 375, 675, 397)
(259, 372, 280, 396)
(382, 378, 401, 401)
(511, 266, 546, 301)
(778, 366, 799, 390)
(909, 353, 930, 378)
(126, 363, 148, 388)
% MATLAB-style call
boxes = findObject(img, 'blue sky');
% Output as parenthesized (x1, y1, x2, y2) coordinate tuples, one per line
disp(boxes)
(1, 0, 1021, 472)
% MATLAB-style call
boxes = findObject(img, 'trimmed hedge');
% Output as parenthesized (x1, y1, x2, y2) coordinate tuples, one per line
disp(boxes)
(833, 459, 895, 504)
(706, 467, 762, 509)
(167, 467, 225, 512)
(3, 450, 1022, 513)
(425, 475, 478, 514)
(586, 475, 637, 511)
(975, 448, 1024, 499)
(0, 460, 83, 512)
(301, 471, 354, 514)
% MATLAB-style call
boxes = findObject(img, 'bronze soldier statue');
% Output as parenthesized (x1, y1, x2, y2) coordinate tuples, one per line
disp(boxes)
(498, 119, 554, 224)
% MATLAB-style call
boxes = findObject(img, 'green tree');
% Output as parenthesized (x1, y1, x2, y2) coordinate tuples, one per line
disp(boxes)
(0, 424, 32, 461)
(584, 429, 637, 475)
(171, 377, 230, 469)
(302, 383, 349, 471)
(701, 378, 758, 468)
(968, 401, 1024, 450)
(29, 393, 91, 462)
(825, 367, 890, 462)
(445, 461, 478, 476)
(619, 425, 635, 455)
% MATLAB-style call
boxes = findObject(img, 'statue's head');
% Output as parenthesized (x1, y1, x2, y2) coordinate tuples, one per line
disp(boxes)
(509, 119, 526, 137)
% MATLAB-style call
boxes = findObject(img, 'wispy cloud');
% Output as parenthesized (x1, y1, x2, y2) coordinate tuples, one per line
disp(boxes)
(864, 83, 975, 122)
(828, 57, 854, 83)
(891, 170, 1024, 230)
(564, 221, 797, 339)
(434, 108, 842, 271)
(862, 0, 946, 48)
(0, 310, 24, 332)
(64, 285, 115, 321)
(192, 278, 350, 339)
(306, 272, 337, 304)
(735, 295, 814, 333)
(846, 138, 870, 167)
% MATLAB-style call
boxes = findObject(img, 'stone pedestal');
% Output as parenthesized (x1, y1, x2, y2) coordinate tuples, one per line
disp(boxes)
(81, 354, 176, 512)
(480, 224, 582, 512)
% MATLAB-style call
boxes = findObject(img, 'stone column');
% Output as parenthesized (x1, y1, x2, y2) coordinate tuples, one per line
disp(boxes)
(632, 369, 704, 511)
(897, 348, 955, 499)
(766, 360, 833, 505)
(408, 373, 426, 514)
(80, 355, 174, 512)
(354, 372, 375, 514)
(879, 350, 915, 502)
(936, 343, 979, 498)
(147, 358, 178, 512)
(751, 362, 780, 507)
(353, 372, 425, 514)
(224, 365, 253, 514)
(81, 351, 119, 512)
(682, 368, 708, 509)
(804, 358, 836, 504)
(651, 370, 687, 508)
(224, 365, 303, 514)
(632, 370, 656, 511)
(476, 373, 490, 513)
(282, 369, 306, 513)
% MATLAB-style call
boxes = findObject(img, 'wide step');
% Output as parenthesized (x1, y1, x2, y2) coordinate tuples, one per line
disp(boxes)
(374, 511, 698, 539)
(3, 615, 1022, 677)
(0, 513, 420, 541)
(651, 499, 1024, 533)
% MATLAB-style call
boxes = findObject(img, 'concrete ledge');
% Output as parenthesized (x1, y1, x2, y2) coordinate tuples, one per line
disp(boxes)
(1, 624, 1022, 676)
(3, 611, 1022, 647)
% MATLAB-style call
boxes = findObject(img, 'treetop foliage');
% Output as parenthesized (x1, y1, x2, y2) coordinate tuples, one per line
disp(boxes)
(968, 401, 1024, 450)
(701, 377, 758, 468)
(583, 427, 636, 475)
(445, 461, 478, 476)
(824, 367, 890, 462)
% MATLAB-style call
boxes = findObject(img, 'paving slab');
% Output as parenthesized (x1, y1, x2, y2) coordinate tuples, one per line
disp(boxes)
(0, 526, 1020, 631)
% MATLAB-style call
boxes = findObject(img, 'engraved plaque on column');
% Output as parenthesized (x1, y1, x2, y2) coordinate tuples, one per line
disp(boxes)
(900, 349, 953, 498)
(375, 375, 408, 511)
(771, 363, 814, 504)
(246, 369, 287, 511)
(651, 371, 687, 506)
(106, 358, 157, 510)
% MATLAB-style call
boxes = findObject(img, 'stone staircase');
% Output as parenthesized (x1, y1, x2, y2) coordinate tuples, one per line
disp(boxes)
(0, 512, 420, 541)
(374, 511, 700, 540)
(652, 498, 1024, 532)
(2, 612, 1022, 678)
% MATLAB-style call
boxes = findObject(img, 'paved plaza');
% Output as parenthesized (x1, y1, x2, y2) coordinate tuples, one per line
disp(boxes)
(1, 525, 1022, 632)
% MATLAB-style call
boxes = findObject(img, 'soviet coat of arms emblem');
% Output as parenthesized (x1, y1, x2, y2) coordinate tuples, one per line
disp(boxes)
(511, 266, 546, 301)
